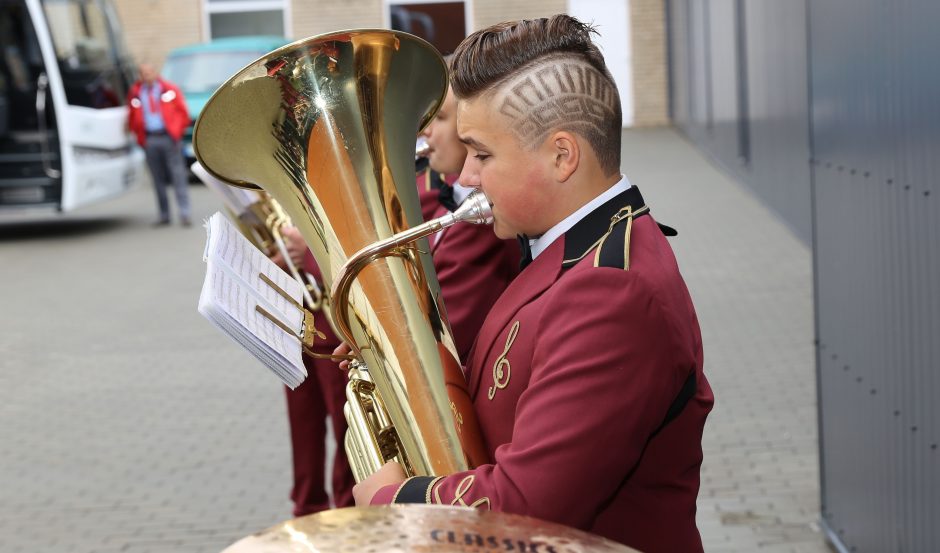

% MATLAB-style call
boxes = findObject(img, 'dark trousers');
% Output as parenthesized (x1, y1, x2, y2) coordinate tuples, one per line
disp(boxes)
(285, 351, 355, 516)
(143, 133, 190, 221)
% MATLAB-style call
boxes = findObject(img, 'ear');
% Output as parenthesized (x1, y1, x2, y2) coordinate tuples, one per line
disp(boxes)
(550, 131, 579, 182)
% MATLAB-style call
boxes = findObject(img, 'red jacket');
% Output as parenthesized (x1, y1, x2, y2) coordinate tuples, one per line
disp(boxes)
(126, 78, 190, 146)
(373, 187, 713, 553)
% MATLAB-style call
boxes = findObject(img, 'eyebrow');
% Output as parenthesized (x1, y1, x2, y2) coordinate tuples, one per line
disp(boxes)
(459, 136, 487, 149)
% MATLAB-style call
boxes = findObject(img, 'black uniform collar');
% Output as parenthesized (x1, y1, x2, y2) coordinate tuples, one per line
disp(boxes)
(427, 170, 459, 212)
(561, 186, 649, 268)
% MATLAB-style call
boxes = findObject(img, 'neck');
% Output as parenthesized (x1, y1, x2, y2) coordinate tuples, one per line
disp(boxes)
(543, 167, 620, 231)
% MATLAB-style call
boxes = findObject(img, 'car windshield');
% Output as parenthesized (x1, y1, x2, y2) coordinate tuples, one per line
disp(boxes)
(163, 50, 265, 94)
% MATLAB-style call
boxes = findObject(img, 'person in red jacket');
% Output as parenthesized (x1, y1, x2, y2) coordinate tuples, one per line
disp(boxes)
(353, 15, 713, 553)
(194, 158, 354, 516)
(127, 63, 192, 226)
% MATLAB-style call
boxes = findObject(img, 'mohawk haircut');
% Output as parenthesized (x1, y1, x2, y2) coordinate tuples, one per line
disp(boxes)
(450, 15, 622, 175)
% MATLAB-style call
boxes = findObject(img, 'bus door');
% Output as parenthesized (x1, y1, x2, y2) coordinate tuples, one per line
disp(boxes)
(38, 0, 145, 211)
(17, 0, 143, 212)
(0, 0, 63, 208)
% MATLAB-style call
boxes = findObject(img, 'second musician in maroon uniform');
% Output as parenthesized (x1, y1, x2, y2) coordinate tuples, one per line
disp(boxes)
(272, 234, 356, 516)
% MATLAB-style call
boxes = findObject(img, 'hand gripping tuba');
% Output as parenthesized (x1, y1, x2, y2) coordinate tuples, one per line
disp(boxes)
(193, 30, 489, 481)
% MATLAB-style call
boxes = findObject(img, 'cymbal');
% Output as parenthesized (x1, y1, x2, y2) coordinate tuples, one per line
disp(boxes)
(221, 504, 640, 553)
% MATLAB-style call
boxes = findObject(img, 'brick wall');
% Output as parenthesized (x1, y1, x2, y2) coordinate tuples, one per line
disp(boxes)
(291, 0, 382, 39)
(112, 0, 202, 70)
(470, 0, 565, 30)
(630, 0, 669, 126)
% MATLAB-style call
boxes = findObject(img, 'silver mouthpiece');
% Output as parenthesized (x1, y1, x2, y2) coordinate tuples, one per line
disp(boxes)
(450, 190, 493, 225)
(415, 137, 430, 159)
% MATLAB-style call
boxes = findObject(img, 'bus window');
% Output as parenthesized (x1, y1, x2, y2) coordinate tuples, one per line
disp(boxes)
(41, 0, 128, 109)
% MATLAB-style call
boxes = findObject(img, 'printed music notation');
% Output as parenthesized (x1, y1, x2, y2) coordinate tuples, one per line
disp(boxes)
(198, 212, 308, 389)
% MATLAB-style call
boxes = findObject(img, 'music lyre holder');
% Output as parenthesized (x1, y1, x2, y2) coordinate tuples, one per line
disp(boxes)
(254, 273, 353, 361)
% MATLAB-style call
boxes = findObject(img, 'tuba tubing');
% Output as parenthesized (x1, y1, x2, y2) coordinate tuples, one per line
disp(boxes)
(332, 189, 494, 354)
(334, 191, 494, 481)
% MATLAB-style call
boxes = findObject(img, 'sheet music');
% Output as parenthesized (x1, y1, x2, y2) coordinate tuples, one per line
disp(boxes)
(198, 212, 307, 389)
(206, 209, 304, 329)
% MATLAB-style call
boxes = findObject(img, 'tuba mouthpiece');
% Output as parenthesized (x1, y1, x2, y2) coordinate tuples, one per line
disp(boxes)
(415, 137, 430, 159)
(449, 190, 493, 226)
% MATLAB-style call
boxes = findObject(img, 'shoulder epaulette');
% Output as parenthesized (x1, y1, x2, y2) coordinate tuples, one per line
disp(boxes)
(593, 205, 649, 270)
(561, 186, 678, 271)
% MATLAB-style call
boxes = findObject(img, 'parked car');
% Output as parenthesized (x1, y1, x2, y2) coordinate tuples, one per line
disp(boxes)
(162, 35, 291, 169)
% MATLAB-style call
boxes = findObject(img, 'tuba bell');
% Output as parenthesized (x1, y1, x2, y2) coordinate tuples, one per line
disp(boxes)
(193, 30, 488, 482)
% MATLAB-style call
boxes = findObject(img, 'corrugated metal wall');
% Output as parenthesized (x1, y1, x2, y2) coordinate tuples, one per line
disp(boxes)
(668, 0, 811, 243)
(811, 1, 940, 551)
(668, 1, 940, 551)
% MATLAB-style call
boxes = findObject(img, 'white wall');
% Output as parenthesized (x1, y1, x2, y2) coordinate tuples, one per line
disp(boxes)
(567, 0, 633, 127)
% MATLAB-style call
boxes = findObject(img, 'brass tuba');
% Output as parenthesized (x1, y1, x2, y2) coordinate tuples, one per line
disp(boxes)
(193, 30, 489, 482)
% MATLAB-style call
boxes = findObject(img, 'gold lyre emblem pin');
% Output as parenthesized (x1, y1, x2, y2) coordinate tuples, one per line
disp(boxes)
(488, 321, 520, 400)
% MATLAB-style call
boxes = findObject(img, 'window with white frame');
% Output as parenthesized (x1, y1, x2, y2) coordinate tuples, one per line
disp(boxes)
(204, 0, 288, 40)
(385, 0, 470, 55)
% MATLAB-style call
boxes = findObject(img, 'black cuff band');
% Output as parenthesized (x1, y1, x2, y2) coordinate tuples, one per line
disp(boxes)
(394, 476, 437, 504)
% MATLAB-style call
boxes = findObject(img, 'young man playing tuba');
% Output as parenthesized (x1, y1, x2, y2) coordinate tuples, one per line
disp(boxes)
(352, 15, 713, 553)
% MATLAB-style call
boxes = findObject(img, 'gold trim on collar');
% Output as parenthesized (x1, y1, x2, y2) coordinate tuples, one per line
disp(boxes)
(561, 205, 649, 269)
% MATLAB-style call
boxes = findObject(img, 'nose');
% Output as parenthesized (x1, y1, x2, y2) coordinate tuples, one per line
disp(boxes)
(420, 120, 434, 139)
(457, 160, 480, 189)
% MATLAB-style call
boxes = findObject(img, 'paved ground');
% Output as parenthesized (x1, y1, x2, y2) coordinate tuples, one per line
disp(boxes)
(0, 128, 830, 552)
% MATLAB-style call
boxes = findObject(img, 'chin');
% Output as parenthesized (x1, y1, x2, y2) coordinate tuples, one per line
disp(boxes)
(492, 222, 515, 240)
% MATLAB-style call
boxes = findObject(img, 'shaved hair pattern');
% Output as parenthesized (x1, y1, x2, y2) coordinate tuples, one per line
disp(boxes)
(496, 57, 618, 161)
(450, 15, 622, 174)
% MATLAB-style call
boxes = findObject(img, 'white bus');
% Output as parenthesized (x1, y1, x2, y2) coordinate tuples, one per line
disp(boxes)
(0, 0, 144, 212)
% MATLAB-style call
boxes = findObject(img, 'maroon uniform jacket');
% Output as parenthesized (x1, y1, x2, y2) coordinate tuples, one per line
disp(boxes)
(373, 186, 714, 553)
(416, 160, 440, 222)
(418, 169, 521, 361)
